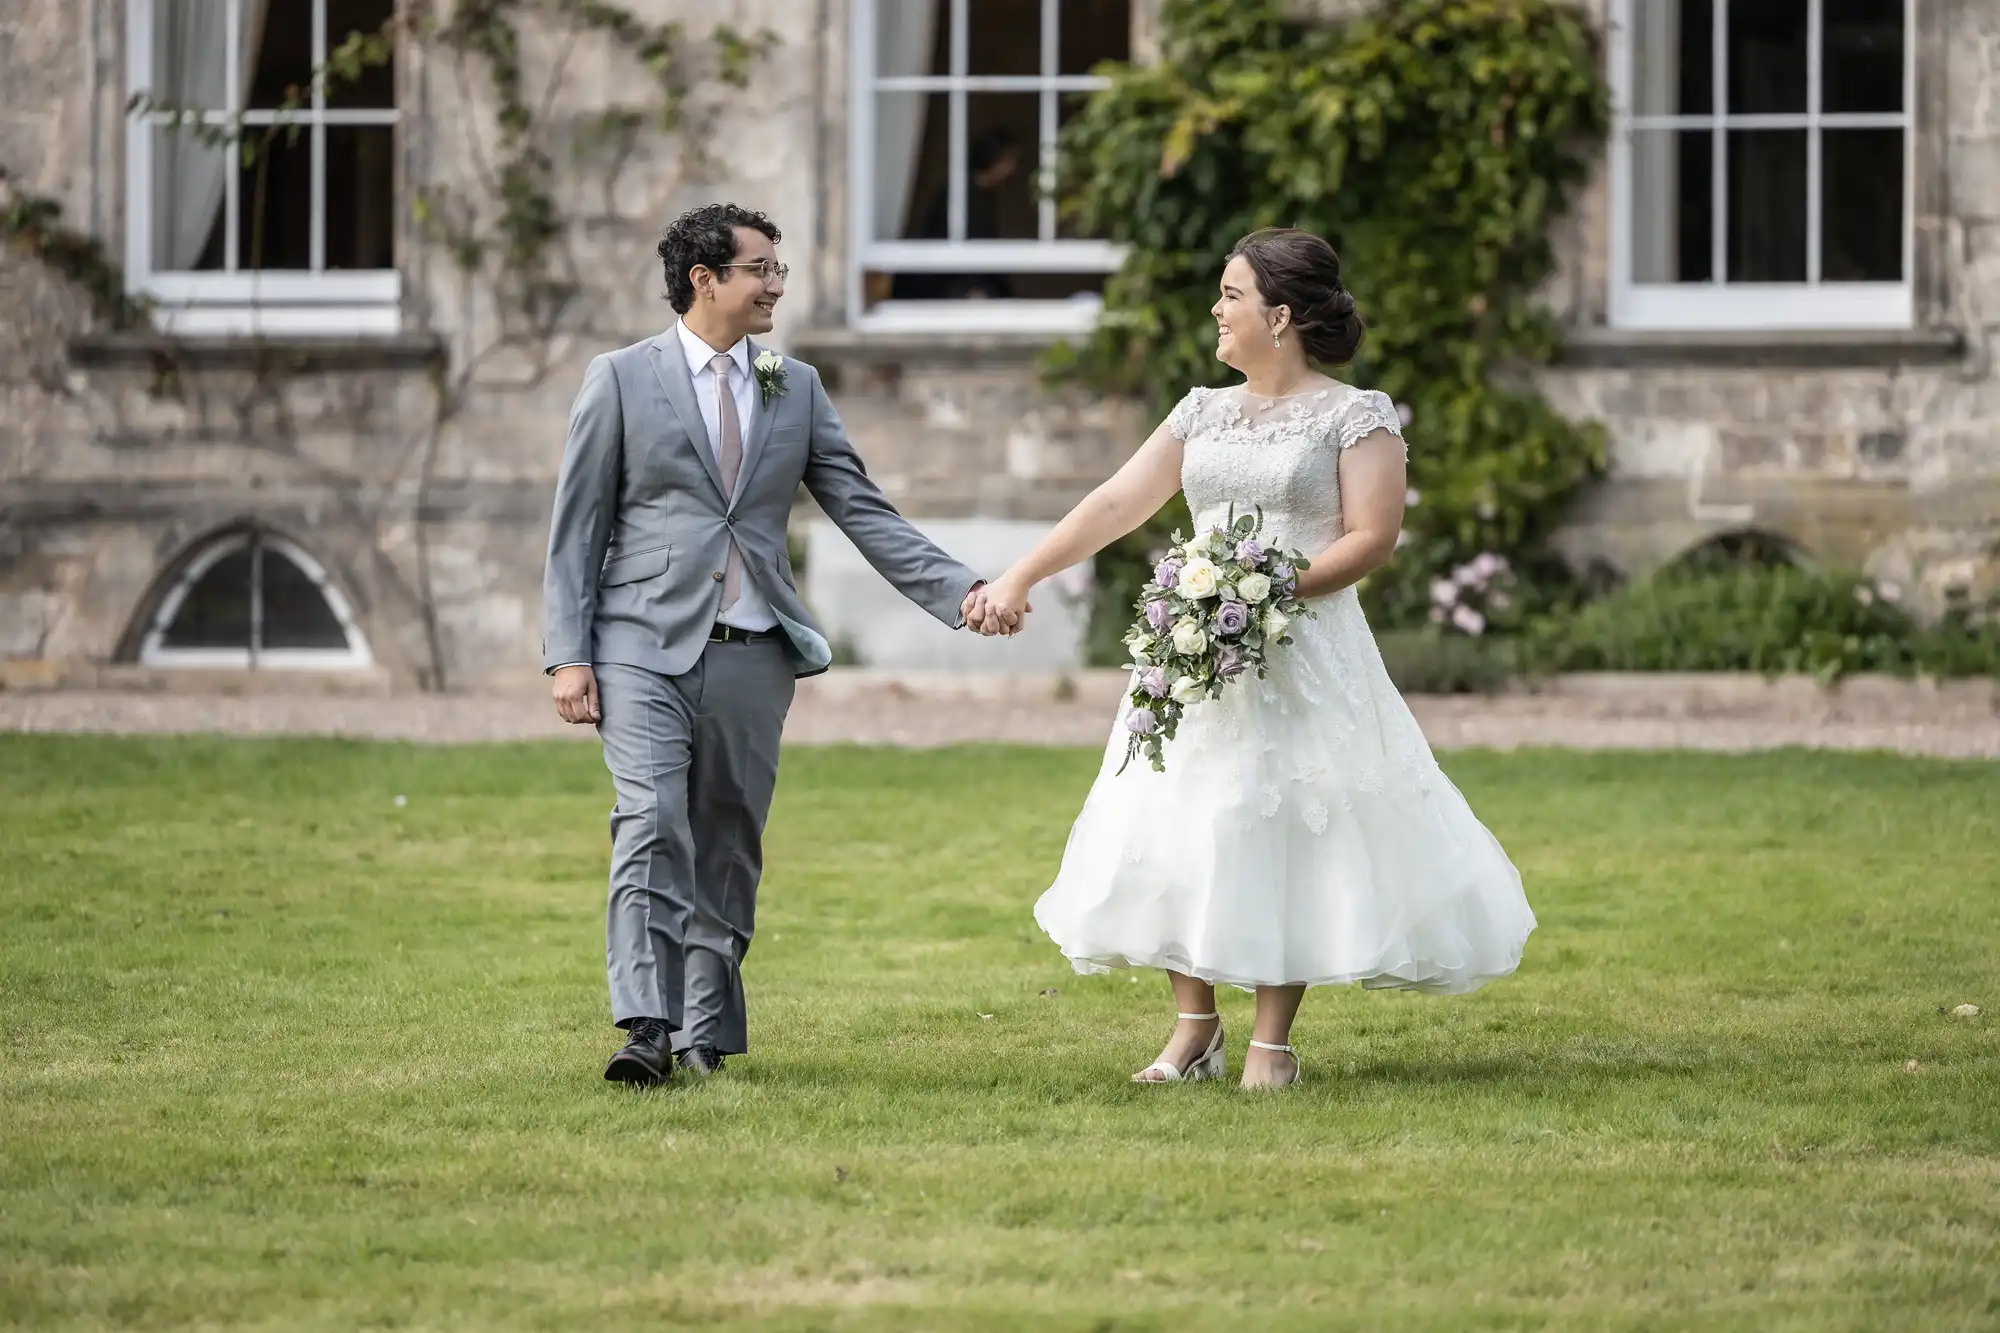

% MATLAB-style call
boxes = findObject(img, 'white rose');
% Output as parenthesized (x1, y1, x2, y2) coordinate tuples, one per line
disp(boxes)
(1263, 608, 1290, 639)
(1236, 572, 1272, 604)
(1170, 674, 1206, 705)
(754, 349, 783, 373)
(1170, 619, 1208, 656)
(1128, 632, 1157, 661)
(1182, 530, 1211, 557)
(1175, 557, 1220, 600)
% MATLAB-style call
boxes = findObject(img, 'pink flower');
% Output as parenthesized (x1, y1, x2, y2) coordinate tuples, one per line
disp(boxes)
(1430, 578, 1459, 607)
(1450, 605, 1486, 636)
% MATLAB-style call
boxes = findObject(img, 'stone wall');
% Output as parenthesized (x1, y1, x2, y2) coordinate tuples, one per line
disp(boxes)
(5, 0, 1998, 691)
(1535, 0, 2000, 615)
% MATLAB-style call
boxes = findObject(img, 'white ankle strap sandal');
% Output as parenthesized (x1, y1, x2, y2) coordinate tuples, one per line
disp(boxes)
(1132, 1012, 1225, 1084)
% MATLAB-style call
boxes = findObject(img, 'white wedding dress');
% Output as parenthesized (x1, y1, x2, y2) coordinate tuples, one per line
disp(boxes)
(1034, 382, 1535, 993)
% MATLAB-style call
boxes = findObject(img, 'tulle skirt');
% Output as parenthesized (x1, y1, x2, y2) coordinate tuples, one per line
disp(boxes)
(1034, 588, 1535, 993)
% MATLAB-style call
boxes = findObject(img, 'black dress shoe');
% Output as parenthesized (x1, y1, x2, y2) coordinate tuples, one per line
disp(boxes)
(676, 1045, 727, 1078)
(604, 1018, 673, 1086)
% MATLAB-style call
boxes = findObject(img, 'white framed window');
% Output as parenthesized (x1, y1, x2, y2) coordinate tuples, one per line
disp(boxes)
(125, 0, 400, 336)
(1608, 0, 1914, 331)
(850, 0, 1130, 334)
(139, 530, 374, 670)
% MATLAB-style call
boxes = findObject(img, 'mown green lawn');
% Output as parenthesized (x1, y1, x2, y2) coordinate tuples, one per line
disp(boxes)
(1, 736, 1996, 1331)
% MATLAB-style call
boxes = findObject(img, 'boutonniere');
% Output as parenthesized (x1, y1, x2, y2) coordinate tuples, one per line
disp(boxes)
(752, 349, 788, 406)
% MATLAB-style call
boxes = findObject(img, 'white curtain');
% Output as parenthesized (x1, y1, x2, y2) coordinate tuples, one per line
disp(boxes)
(153, 0, 271, 271)
(1630, 0, 1682, 282)
(872, 0, 940, 241)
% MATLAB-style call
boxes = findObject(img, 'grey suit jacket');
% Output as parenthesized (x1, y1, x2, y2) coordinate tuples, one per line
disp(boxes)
(541, 331, 980, 679)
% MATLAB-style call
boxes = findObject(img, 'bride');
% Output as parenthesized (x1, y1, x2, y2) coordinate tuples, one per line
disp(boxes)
(969, 228, 1535, 1089)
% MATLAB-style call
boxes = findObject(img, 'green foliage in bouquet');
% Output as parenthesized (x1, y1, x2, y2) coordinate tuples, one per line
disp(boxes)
(1050, 0, 1610, 653)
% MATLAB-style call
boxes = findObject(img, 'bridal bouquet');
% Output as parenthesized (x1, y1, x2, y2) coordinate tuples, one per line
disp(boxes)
(1118, 508, 1315, 774)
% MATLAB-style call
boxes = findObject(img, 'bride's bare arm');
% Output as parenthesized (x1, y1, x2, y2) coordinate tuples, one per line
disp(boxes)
(1291, 429, 1407, 599)
(980, 420, 1187, 620)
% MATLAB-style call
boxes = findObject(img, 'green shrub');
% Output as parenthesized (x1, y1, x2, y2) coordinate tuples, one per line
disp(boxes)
(1054, 0, 1610, 662)
(1375, 628, 1517, 694)
(1523, 565, 2000, 680)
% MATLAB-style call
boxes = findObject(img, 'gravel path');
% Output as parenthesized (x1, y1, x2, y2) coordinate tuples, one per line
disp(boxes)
(3, 671, 1997, 756)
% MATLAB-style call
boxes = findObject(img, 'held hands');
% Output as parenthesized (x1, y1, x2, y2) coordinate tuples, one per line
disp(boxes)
(963, 577, 1033, 637)
(551, 664, 601, 724)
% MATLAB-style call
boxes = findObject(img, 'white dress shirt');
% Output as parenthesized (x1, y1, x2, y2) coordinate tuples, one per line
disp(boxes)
(674, 321, 778, 633)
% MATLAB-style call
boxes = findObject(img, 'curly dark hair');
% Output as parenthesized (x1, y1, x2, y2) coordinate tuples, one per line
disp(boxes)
(656, 203, 783, 314)
(1226, 227, 1366, 366)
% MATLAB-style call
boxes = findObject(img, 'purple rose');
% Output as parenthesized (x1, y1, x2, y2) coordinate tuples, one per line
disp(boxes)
(1144, 599, 1173, 633)
(1271, 563, 1295, 587)
(1124, 707, 1160, 735)
(1234, 538, 1265, 566)
(1215, 646, 1247, 681)
(1214, 600, 1250, 637)
(1154, 557, 1183, 588)
(1139, 666, 1167, 698)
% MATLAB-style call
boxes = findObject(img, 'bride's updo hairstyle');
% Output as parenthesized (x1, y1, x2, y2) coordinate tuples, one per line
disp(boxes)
(1227, 227, 1366, 366)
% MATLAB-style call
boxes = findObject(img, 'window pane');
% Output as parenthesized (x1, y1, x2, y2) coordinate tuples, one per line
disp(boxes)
(236, 125, 314, 270)
(968, 0, 1040, 76)
(875, 270, 1106, 303)
(1727, 130, 1806, 281)
(151, 0, 231, 109)
(325, 0, 397, 109)
(875, 90, 949, 240)
(160, 547, 252, 648)
(1632, 0, 1712, 116)
(326, 126, 396, 269)
(964, 94, 1039, 241)
(1060, 0, 1130, 76)
(1056, 90, 1102, 239)
(260, 549, 351, 651)
(151, 124, 229, 271)
(1728, 0, 1806, 115)
(1823, 129, 1904, 281)
(1630, 129, 1712, 282)
(1823, 0, 1903, 113)
(876, 0, 947, 79)
(246, 3, 311, 110)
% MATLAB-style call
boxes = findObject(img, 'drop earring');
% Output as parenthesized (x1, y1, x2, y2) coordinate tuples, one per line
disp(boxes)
(1273, 332, 1281, 348)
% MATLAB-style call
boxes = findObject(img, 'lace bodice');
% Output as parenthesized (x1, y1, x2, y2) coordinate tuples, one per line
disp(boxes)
(1167, 382, 1404, 554)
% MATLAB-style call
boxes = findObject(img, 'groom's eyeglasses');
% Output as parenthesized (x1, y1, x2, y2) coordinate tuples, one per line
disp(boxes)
(719, 261, 789, 285)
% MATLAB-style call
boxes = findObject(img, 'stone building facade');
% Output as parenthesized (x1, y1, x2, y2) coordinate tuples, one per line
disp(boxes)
(0, 0, 1994, 692)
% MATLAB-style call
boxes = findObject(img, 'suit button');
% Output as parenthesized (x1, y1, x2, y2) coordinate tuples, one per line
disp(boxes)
(712, 571, 725, 581)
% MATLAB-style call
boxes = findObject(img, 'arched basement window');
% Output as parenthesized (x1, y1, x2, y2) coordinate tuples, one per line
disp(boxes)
(139, 531, 373, 669)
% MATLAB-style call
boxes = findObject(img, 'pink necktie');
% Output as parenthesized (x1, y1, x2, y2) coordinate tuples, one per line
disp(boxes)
(710, 354, 743, 612)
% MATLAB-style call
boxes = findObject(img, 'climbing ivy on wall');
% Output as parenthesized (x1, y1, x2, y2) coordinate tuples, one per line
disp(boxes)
(3, 0, 778, 689)
(1053, 0, 1609, 645)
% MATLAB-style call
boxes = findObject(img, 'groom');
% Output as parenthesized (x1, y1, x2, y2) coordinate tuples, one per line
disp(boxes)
(543, 203, 1018, 1086)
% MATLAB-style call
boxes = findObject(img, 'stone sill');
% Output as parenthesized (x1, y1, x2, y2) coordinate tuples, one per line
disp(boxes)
(787, 326, 1069, 368)
(68, 331, 445, 373)
(1558, 326, 1967, 370)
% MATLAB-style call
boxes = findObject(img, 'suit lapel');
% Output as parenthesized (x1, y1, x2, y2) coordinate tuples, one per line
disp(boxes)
(733, 338, 781, 511)
(645, 332, 729, 505)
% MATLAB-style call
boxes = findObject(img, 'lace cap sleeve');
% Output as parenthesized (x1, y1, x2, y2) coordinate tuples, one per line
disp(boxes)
(1333, 388, 1406, 456)
(1164, 386, 1213, 442)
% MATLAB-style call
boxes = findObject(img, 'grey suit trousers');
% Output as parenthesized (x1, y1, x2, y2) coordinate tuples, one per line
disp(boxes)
(595, 639, 795, 1054)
